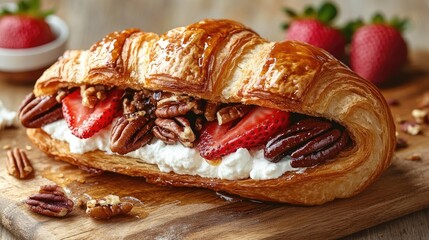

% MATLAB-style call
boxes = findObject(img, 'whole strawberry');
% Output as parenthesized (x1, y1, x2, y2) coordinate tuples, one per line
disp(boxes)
(282, 2, 346, 60)
(0, 0, 56, 49)
(348, 14, 408, 86)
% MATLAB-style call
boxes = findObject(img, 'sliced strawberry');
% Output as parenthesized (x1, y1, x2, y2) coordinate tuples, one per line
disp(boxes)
(197, 106, 290, 160)
(62, 88, 124, 139)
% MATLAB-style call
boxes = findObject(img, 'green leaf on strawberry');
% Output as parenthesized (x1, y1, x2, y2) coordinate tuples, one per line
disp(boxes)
(1, 0, 54, 18)
(282, 1, 338, 25)
(317, 2, 337, 24)
(281, 1, 346, 60)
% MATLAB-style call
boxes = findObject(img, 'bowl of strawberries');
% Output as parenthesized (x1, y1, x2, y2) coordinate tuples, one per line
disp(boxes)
(0, 0, 68, 84)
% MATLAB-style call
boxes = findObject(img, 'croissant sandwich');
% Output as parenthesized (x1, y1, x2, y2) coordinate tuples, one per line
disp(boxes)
(18, 19, 395, 205)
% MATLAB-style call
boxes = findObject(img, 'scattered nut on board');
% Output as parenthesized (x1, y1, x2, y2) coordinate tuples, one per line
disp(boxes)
(5, 147, 33, 179)
(86, 195, 133, 220)
(407, 153, 422, 161)
(400, 121, 421, 136)
(25, 185, 74, 217)
(411, 109, 428, 124)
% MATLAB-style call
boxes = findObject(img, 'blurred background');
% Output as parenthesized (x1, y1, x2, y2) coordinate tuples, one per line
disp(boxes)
(15, 0, 429, 51)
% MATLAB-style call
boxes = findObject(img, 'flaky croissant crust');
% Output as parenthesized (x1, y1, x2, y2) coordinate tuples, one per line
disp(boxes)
(29, 19, 395, 205)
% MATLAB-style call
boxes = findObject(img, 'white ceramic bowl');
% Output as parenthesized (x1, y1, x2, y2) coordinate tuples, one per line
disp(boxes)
(0, 15, 69, 72)
(0, 2, 69, 84)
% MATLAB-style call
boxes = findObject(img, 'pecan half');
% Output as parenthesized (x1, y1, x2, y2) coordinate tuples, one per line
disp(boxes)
(25, 185, 74, 217)
(86, 195, 133, 220)
(204, 102, 219, 121)
(6, 147, 33, 179)
(291, 130, 350, 168)
(123, 89, 156, 120)
(217, 104, 252, 125)
(153, 117, 196, 147)
(110, 116, 155, 154)
(19, 93, 63, 128)
(264, 117, 350, 167)
(155, 95, 203, 118)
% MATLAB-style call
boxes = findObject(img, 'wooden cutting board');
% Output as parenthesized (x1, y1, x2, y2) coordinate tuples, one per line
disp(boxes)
(1, 54, 429, 240)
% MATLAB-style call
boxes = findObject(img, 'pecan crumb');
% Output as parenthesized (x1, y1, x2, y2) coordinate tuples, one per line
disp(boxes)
(55, 89, 70, 103)
(123, 89, 156, 120)
(411, 109, 428, 124)
(25, 145, 32, 151)
(86, 195, 133, 220)
(395, 137, 408, 149)
(217, 105, 252, 125)
(387, 99, 400, 106)
(3, 144, 11, 150)
(6, 147, 33, 179)
(25, 185, 74, 217)
(78, 165, 104, 176)
(80, 85, 109, 108)
(400, 121, 421, 136)
(406, 153, 422, 161)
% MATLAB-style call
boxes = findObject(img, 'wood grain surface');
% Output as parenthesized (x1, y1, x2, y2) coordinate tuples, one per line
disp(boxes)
(0, 51, 428, 239)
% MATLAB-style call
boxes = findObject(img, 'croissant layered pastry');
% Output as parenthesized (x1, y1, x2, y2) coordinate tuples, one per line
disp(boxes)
(19, 19, 395, 205)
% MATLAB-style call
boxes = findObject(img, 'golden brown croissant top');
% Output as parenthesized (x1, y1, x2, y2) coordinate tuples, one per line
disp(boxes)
(31, 19, 395, 204)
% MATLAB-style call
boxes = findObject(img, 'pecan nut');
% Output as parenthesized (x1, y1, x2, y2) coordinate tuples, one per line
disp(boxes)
(19, 93, 63, 128)
(291, 130, 350, 168)
(25, 185, 74, 217)
(6, 147, 33, 179)
(153, 117, 196, 147)
(204, 102, 219, 121)
(123, 89, 156, 120)
(216, 104, 252, 125)
(110, 116, 155, 154)
(155, 95, 203, 118)
(264, 117, 351, 167)
(80, 85, 109, 108)
(86, 195, 133, 220)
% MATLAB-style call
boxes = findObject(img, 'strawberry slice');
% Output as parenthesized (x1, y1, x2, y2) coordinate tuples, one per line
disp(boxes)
(62, 88, 124, 139)
(197, 106, 291, 160)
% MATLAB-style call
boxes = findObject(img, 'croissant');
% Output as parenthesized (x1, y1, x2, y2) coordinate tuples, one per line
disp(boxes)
(21, 19, 395, 205)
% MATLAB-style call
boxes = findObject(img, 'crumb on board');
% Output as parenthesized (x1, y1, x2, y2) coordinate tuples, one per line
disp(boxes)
(406, 153, 422, 161)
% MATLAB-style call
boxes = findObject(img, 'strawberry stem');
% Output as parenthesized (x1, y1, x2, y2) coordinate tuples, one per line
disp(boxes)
(371, 12, 385, 24)
(317, 2, 337, 24)
(281, 1, 339, 30)
(341, 12, 408, 43)
(0, 0, 54, 18)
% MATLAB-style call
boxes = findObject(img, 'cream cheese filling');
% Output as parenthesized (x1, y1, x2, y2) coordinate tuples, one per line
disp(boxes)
(42, 119, 304, 180)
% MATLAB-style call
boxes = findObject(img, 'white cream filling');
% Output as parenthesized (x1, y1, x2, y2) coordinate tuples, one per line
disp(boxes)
(42, 119, 304, 180)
